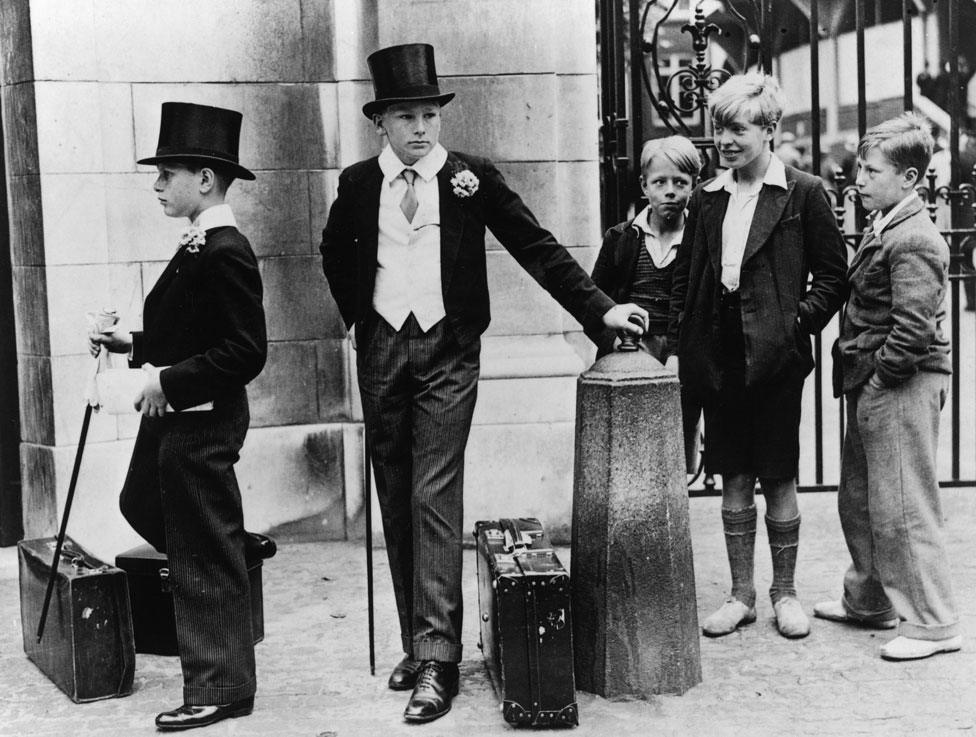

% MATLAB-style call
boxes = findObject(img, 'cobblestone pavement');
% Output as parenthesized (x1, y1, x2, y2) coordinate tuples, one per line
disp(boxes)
(1, 489, 975, 737)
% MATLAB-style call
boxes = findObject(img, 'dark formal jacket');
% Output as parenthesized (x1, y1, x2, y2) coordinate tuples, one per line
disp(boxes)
(834, 196, 951, 396)
(131, 226, 267, 411)
(666, 164, 847, 395)
(320, 151, 615, 347)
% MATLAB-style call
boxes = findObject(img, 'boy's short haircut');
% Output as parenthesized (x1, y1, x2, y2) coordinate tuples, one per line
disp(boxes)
(175, 158, 236, 193)
(708, 72, 785, 129)
(857, 112, 934, 180)
(639, 135, 702, 179)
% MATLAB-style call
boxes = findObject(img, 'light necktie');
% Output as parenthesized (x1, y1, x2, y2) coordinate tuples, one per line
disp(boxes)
(400, 168, 418, 223)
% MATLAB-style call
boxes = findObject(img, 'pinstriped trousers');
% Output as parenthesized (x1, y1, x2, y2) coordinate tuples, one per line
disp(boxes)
(119, 389, 256, 704)
(358, 312, 480, 663)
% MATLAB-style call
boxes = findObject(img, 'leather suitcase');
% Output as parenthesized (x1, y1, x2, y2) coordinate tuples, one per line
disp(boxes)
(474, 518, 579, 727)
(114, 544, 264, 655)
(18, 537, 135, 702)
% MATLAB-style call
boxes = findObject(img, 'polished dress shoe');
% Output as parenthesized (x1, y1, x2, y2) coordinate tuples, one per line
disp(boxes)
(155, 696, 254, 731)
(403, 661, 459, 723)
(244, 532, 277, 562)
(388, 655, 423, 691)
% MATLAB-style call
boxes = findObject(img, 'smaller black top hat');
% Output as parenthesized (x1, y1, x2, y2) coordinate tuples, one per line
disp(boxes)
(362, 43, 455, 119)
(137, 102, 255, 181)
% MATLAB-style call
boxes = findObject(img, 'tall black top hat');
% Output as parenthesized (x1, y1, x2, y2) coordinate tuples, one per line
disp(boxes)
(362, 43, 455, 119)
(137, 102, 255, 181)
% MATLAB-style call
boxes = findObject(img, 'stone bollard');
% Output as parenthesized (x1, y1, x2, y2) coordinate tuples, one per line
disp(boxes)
(571, 343, 701, 697)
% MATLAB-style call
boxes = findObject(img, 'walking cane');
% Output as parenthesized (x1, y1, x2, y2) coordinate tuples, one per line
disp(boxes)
(364, 433, 376, 676)
(36, 401, 94, 641)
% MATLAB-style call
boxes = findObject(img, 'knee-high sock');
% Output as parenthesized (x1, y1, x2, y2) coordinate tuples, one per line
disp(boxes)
(722, 505, 757, 607)
(767, 514, 801, 603)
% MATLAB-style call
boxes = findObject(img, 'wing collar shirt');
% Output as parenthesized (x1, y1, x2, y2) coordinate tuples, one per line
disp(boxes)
(871, 191, 918, 239)
(373, 143, 448, 332)
(194, 203, 237, 231)
(634, 204, 684, 268)
(705, 153, 788, 292)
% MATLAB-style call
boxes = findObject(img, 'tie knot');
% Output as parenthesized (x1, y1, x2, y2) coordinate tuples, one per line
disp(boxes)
(401, 168, 417, 185)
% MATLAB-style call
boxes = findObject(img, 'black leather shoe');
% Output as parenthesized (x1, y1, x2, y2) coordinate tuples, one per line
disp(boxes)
(244, 532, 277, 562)
(155, 696, 254, 731)
(388, 655, 423, 691)
(403, 661, 459, 723)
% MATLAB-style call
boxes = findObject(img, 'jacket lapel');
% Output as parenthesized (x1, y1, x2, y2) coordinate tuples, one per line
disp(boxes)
(438, 155, 465, 295)
(741, 178, 795, 264)
(700, 188, 729, 275)
(849, 197, 926, 276)
(355, 162, 383, 283)
(848, 228, 878, 277)
(145, 246, 192, 314)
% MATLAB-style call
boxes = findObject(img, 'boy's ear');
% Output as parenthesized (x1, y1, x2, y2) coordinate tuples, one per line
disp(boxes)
(373, 113, 387, 137)
(903, 166, 920, 188)
(199, 167, 217, 194)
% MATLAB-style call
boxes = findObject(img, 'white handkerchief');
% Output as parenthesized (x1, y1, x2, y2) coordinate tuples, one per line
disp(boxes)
(93, 354, 213, 415)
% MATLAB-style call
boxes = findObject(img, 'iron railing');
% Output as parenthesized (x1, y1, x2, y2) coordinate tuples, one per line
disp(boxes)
(599, 0, 976, 493)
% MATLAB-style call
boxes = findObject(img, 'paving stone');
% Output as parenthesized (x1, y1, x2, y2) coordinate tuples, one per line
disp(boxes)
(1, 489, 975, 735)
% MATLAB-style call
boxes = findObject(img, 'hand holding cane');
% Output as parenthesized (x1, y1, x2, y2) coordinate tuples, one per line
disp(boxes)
(37, 310, 118, 641)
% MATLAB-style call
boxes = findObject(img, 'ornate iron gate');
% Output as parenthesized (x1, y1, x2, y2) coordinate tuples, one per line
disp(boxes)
(598, 0, 976, 492)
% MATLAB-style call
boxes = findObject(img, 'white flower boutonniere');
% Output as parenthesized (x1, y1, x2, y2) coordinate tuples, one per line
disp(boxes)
(178, 225, 207, 254)
(450, 169, 479, 199)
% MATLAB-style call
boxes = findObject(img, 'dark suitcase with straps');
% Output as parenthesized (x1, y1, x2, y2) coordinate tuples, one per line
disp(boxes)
(18, 536, 135, 702)
(115, 543, 265, 656)
(474, 518, 578, 727)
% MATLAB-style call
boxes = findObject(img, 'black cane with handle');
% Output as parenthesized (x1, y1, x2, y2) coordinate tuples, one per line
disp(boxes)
(364, 433, 376, 676)
(36, 401, 94, 642)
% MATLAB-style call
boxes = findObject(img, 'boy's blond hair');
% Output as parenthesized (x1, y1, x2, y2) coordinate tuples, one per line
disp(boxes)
(857, 112, 934, 182)
(708, 72, 785, 129)
(639, 135, 702, 179)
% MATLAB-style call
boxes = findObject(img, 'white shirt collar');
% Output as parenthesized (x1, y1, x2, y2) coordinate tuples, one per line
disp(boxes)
(634, 205, 684, 244)
(193, 203, 237, 231)
(703, 152, 789, 193)
(379, 143, 448, 184)
(872, 192, 918, 238)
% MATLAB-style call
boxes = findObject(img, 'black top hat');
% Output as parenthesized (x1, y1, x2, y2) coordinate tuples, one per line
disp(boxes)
(137, 102, 255, 181)
(362, 43, 455, 119)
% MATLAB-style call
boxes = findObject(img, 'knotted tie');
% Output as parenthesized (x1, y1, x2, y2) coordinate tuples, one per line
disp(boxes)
(400, 168, 418, 223)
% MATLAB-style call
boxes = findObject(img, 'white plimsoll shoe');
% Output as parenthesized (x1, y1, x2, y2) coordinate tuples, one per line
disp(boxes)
(813, 599, 898, 629)
(773, 596, 811, 639)
(880, 635, 962, 661)
(702, 598, 757, 637)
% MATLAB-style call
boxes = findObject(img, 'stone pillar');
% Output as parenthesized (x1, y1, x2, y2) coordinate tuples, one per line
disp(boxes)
(571, 348, 701, 697)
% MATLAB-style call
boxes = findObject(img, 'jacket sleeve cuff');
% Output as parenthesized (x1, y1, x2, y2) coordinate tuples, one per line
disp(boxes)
(128, 331, 144, 368)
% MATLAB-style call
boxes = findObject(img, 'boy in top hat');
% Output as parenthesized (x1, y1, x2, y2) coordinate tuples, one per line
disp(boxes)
(88, 102, 268, 730)
(815, 114, 960, 661)
(321, 43, 647, 723)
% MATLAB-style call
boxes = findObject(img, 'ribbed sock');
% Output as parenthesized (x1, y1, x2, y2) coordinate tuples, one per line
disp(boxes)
(721, 505, 757, 608)
(766, 513, 801, 604)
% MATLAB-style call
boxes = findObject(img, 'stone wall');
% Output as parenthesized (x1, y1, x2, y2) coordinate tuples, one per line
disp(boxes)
(0, 0, 601, 558)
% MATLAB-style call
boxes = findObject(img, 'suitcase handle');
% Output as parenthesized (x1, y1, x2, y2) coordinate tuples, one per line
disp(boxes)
(503, 529, 532, 554)
(59, 546, 109, 574)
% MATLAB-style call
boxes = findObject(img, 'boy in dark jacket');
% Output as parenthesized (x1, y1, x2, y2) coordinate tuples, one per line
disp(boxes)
(667, 73, 847, 640)
(89, 102, 267, 730)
